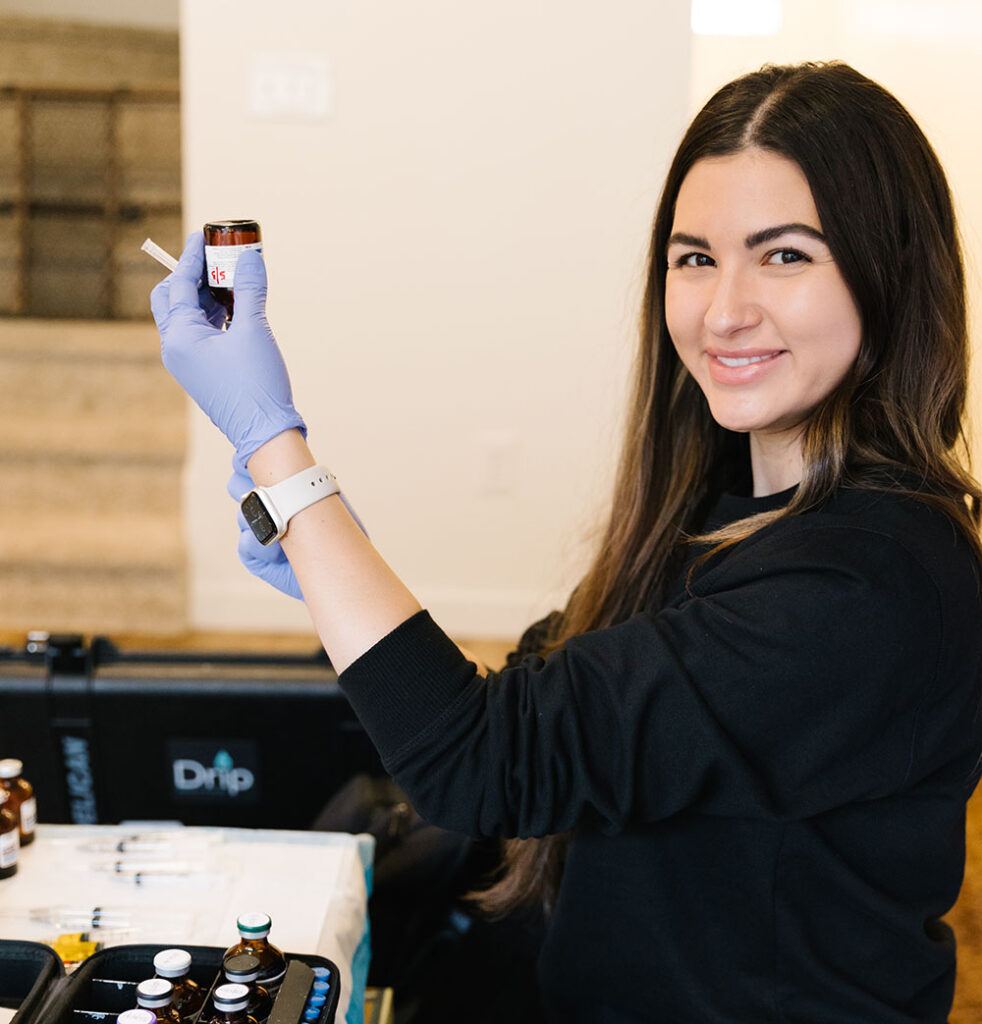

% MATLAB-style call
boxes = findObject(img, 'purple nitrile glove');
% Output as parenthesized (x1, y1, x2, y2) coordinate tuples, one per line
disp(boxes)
(150, 231, 306, 465)
(227, 459, 304, 600)
(228, 455, 369, 602)
(237, 517, 306, 600)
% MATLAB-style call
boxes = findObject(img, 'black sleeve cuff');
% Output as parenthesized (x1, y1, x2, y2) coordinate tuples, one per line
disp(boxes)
(337, 609, 478, 761)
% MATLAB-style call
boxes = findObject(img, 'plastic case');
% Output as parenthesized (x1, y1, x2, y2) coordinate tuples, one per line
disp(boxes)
(0, 942, 339, 1024)
(0, 940, 64, 1024)
(0, 634, 383, 829)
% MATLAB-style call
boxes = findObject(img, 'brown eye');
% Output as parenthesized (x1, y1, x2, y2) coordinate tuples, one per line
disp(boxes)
(678, 252, 715, 268)
(766, 248, 810, 265)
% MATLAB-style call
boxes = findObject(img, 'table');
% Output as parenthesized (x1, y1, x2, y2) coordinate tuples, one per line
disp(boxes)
(0, 825, 373, 1024)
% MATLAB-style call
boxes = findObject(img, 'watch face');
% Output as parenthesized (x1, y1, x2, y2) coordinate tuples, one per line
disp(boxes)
(241, 491, 279, 545)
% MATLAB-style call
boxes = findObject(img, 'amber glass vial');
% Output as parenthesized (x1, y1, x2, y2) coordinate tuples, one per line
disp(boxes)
(0, 792, 19, 879)
(154, 949, 206, 1024)
(0, 759, 36, 846)
(205, 985, 257, 1024)
(222, 955, 272, 1024)
(136, 979, 182, 1024)
(224, 913, 287, 993)
(203, 220, 262, 322)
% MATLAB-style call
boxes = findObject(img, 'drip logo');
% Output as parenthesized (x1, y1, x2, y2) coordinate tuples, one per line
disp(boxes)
(167, 739, 260, 804)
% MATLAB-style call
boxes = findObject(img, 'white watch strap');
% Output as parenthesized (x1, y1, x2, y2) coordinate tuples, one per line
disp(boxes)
(259, 465, 340, 538)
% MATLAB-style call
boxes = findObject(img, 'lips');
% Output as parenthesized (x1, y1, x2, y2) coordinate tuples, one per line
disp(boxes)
(717, 353, 773, 368)
(706, 348, 787, 384)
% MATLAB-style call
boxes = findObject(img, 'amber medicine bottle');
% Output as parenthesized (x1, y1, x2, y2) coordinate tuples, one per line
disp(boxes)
(222, 955, 273, 1024)
(136, 979, 182, 1024)
(0, 759, 36, 846)
(0, 791, 18, 879)
(206, 984, 257, 1024)
(153, 949, 205, 1023)
(203, 220, 262, 323)
(224, 913, 287, 993)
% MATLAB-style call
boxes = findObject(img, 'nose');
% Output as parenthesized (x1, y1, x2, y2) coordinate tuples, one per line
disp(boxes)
(703, 265, 762, 338)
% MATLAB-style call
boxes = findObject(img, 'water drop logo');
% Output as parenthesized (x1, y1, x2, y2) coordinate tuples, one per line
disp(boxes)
(170, 742, 257, 800)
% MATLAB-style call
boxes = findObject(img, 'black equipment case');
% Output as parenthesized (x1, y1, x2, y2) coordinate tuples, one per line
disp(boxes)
(0, 633, 383, 830)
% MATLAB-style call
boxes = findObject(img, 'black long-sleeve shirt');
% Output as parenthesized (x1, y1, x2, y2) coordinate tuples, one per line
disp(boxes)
(339, 483, 982, 1022)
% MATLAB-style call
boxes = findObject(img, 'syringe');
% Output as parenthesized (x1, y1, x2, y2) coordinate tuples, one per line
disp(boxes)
(140, 237, 179, 272)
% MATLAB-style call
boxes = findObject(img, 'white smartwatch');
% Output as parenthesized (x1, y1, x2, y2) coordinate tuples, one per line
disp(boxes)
(240, 465, 340, 545)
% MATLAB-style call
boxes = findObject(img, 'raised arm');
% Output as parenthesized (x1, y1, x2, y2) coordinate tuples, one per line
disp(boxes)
(246, 427, 422, 671)
(151, 232, 468, 673)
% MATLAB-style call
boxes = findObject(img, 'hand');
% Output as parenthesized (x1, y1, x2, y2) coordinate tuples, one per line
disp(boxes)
(228, 456, 369, 601)
(150, 232, 306, 464)
(228, 461, 304, 600)
(237, 521, 306, 601)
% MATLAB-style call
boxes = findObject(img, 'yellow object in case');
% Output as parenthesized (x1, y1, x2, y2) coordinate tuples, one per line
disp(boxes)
(47, 935, 101, 971)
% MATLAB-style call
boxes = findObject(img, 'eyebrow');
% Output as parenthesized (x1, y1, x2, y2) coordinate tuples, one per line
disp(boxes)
(744, 222, 826, 248)
(667, 222, 827, 251)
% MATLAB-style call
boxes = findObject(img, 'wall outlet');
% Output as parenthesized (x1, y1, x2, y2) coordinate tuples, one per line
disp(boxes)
(248, 52, 333, 121)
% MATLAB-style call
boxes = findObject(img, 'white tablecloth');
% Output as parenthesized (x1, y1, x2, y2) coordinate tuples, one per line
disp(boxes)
(0, 824, 374, 1024)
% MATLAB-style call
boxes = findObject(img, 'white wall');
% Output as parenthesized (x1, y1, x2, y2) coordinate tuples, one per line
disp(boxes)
(180, 0, 982, 641)
(180, 2, 693, 637)
(690, 0, 982, 463)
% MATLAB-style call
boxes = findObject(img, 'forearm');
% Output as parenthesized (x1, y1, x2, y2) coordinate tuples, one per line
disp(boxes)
(153, 236, 478, 674)
(247, 429, 422, 673)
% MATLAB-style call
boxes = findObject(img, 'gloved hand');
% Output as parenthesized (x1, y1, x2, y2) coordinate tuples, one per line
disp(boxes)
(150, 232, 306, 465)
(227, 460, 304, 600)
(228, 455, 369, 602)
(237, 518, 306, 600)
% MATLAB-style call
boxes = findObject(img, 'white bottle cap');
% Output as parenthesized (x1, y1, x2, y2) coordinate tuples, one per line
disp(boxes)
(136, 979, 174, 1009)
(0, 760, 23, 780)
(118, 1011, 157, 1024)
(236, 912, 272, 937)
(154, 949, 192, 978)
(213, 984, 250, 1012)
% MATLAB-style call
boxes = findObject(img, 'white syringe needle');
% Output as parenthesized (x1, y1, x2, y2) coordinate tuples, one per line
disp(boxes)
(140, 237, 179, 272)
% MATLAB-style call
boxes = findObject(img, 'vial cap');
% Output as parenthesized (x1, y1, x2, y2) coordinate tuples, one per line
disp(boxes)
(223, 954, 261, 982)
(204, 220, 261, 233)
(0, 760, 23, 780)
(136, 979, 174, 1008)
(213, 984, 250, 1012)
(119, 1011, 157, 1024)
(154, 949, 192, 977)
(236, 912, 272, 937)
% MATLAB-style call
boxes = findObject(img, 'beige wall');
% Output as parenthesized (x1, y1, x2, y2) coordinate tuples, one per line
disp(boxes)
(690, 0, 982, 464)
(180, 2, 693, 637)
(179, 1, 981, 640)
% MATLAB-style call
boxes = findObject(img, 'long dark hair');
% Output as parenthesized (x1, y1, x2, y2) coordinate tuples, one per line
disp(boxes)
(474, 61, 982, 916)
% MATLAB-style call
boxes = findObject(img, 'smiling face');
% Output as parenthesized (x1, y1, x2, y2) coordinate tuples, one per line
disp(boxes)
(664, 148, 863, 493)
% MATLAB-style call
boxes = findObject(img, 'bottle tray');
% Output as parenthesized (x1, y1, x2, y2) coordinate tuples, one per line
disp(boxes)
(0, 942, 339, 1024)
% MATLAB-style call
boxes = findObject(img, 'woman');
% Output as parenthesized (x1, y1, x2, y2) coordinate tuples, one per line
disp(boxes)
(152, 62, 982, 1022)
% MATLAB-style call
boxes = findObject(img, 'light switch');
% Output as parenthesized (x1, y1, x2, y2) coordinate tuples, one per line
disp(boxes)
(248, 53, 333, 121)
